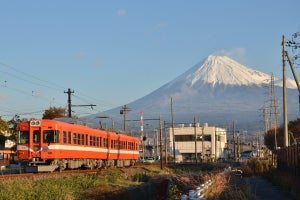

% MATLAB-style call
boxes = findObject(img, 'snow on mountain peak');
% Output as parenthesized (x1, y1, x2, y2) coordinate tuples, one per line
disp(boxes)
(186, 55, 271, 87)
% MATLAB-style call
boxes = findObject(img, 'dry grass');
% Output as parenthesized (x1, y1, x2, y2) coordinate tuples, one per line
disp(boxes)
(0, 164, 258, 200)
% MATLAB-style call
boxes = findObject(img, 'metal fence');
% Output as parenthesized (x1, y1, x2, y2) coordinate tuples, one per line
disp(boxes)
(274, 143, 300, 179)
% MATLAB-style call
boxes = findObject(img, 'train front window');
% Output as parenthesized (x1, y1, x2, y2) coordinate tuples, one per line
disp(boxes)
(33, 130, 40, 143)
(43, 130, 60, 143)
(19, 131, 29, 144)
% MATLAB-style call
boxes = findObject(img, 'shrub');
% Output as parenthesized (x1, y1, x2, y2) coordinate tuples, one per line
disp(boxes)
(241, 159, 271, 176)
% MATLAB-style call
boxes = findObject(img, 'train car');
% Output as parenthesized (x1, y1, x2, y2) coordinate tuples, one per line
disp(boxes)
(16, 119, 139, 172)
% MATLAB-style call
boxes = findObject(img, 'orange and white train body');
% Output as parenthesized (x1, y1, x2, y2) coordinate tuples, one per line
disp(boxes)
(16, 119, 139, 171)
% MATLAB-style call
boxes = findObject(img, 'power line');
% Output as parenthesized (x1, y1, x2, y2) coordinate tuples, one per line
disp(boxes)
(0, 61, 108, 117)
(0, 62, 64, 91)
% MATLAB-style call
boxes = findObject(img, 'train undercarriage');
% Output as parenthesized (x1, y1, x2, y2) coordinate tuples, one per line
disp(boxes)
(14, 158, 136, 173)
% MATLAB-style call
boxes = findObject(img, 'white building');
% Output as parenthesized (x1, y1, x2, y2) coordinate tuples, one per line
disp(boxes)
(168, 123, 227, 161)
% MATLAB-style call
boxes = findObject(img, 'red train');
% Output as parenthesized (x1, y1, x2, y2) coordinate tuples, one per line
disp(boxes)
(16, 119, 140, 172)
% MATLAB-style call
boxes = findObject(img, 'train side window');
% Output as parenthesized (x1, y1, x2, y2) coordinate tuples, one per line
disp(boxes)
(90, 136, 93, 146)
(55, 130, 60, 143)
(43, 130, 59, 143)
(85, 134, 88, 146)
(103, 138, 107, 147)
(68, 132, 71, 144)
(99, 137, 102, 147)
(82, 134, 85, 146)
(63, 131, 67, 144)
(19, 131, 29, 144)
(33, 130, 40, 143)
(73, 133, 77, 144)
(77, 133, 81, 145)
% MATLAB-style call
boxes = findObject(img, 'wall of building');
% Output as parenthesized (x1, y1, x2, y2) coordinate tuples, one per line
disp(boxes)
(168, 123, 227, 161)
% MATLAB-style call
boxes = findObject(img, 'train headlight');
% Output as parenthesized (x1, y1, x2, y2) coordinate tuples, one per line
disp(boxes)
(30, 120, 41, 126)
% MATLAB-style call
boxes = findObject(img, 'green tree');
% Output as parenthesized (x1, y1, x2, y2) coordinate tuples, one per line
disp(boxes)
(7, 115, 22, 142)
(42, 107, 67, 119)
(0, 116, 9, 148)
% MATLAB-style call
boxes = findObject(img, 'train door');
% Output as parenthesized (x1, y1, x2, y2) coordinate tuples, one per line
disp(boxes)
(32, 129, 41, 157)
(29, 120, 42, 159)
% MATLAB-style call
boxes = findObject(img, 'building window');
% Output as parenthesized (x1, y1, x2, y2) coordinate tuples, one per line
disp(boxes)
(175, 134, 211, 142)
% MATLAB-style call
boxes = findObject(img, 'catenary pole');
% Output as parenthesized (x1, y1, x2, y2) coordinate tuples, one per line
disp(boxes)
(282, 35, 289, 147)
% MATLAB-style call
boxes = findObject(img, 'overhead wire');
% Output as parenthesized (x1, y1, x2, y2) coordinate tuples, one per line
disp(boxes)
(0, 62, 64, 91)
(0, 61, 97, 118)
(0, 61, 116, 109)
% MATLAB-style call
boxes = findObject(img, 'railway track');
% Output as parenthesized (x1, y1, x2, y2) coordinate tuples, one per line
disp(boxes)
(0, 164, 152, 179)
(0, 169, 99, 179)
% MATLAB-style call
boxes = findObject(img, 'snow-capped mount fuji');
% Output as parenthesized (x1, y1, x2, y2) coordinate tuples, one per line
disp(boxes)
(168, 55, 295, 89)
(87, 55, 299, 132)
(175, 55, 270, 87)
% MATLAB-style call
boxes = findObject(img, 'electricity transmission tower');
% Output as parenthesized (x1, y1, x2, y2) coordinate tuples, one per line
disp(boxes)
(269, 74, 280, 149)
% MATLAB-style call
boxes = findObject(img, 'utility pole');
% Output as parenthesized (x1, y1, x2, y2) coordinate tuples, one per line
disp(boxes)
(155, 129, 158, 157)
(164, 120, 167, 164)
(159, 116, 163, 169)
(140, 112, 144, 159)
(282, 35, 289, 148)
(171, 97, 176, 164)
(64, 88, 74, 117)
(120, 105, 131, 134)
(194, 116, 197, 164)
(282, 33, 300, 147)
(233, 121, 236, 160)
(64, 88, 96, 118)
(202, 124, 204, 162)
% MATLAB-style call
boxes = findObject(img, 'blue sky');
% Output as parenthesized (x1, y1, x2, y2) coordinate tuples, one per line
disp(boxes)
(0, 0, 299, 120)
